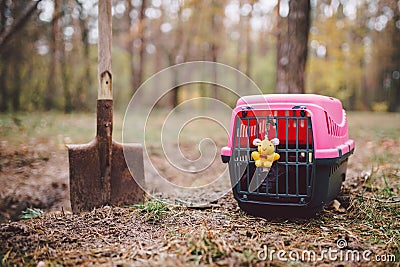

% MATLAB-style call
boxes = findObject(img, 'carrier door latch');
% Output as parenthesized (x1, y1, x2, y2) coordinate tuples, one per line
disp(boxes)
(241, 106, 253, 118)
(292, 105, 307, 117)
(292, 105, 307, 109)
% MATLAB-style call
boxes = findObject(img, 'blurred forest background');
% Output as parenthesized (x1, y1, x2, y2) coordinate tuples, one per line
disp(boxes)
(0, 0, 399, 113)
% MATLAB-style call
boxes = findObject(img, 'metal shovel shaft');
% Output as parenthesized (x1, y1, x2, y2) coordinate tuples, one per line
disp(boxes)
(97, 97, 112, 204)
(97, 0, 113, 205)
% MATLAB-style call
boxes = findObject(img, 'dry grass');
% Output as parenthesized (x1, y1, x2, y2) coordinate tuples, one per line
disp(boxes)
(0, 111, 399, 266)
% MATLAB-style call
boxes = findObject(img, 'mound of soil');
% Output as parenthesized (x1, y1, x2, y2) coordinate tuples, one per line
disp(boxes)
(0, 145, 70, 222)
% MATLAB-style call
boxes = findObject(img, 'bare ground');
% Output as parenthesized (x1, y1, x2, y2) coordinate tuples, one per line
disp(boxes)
(0, 111, 399, 266)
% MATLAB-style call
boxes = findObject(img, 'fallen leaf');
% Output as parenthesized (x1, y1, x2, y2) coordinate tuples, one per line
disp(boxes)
(332, 199, 346, 213)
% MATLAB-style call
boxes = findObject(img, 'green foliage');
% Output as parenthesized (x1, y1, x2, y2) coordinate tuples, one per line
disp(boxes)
(353, 178, 399, 244)
(371, 102, 389, 112)
(112, 47, 134, 112)
(252, 48, 276, 93)
(306, 9, 365, 108)
(132, 198, 170, 222)
(188, 229, 226, 264)
(307, 1, 400, 111)
(19, 208, 44, 220)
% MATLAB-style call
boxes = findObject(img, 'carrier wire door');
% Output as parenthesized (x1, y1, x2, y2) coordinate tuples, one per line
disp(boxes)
(231, 109, 315, 204)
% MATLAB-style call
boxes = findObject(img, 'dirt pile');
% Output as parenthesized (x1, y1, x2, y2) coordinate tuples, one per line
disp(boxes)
(0, 145, 70, 222)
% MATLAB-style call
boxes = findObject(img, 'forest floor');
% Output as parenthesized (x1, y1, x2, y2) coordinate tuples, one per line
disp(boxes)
(0, 111, 399, 266)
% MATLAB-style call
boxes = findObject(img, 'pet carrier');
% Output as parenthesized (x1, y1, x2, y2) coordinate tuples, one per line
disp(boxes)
(221, 94, 354, 217)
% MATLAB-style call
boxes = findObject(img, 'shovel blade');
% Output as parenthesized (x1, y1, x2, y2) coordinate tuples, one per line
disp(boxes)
(68, 140, 145, 213)
(110, 141, 144, 206)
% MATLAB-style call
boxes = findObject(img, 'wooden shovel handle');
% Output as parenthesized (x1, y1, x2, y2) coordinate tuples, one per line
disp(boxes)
(98, 0, 112, 99)
(97, 0, 113, 204)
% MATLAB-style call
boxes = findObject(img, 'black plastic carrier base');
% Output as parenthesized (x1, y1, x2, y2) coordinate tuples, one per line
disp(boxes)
(230, 151, 353, 218)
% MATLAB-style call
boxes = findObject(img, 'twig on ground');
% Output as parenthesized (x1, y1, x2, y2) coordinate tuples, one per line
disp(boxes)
(353, 193, 400, 204)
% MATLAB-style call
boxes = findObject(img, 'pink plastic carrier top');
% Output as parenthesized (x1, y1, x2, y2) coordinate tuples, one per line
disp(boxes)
(221, 94, 355, 159)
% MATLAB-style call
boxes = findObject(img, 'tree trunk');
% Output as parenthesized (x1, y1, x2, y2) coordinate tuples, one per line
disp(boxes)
(168, 54, 179, 108)
(129, 0, 147, 94)
(0, 0, 41, 53)
(0, 54, 8, 112)
(276, 0, 289, 93)
(388, 11, 400, 112)
(135, 0, 147, 92)
(169, 6, 183, 108)
(0, 0, 6, 36)
(210, 2, 219, 100)
(244, 4, 253, 95)
(82, 22, 91, 110)
(244, 7, 252, 78)
(62, 51, 72, 113)
(235, 1, 243, 96)
(73, 1, 90, 111)
(11, 53, 21, 111)
(44, 0, 62, 110)
(127, 0, 135, 95)
(276, 0, 310, 94)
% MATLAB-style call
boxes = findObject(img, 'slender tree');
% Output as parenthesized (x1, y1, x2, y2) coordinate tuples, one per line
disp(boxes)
(276, 0, 311, 94)
(0, 0, 41, 52)
(0, 0, 42, 111)
(0, 53, 7, 112)
(44, 0, 63, 110)
(129, 0, 148, 94)
(136, 0, 147, 92)
(387, 1, 400, 112)
(74, 0, 92, 111)
(161, 1, 183, 108)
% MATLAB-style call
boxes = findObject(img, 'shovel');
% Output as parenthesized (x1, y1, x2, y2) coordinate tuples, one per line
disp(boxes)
(67, 0, 144, 213)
